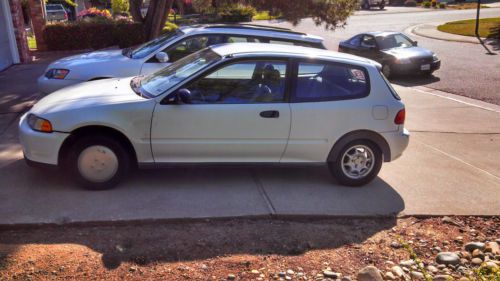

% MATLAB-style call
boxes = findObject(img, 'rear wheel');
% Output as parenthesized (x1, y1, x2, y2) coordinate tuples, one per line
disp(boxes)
(328, 140, 382, 186)
(379, 2, 385, 9)
(363, 1, 371, 9)
(67, 136, 130, 190)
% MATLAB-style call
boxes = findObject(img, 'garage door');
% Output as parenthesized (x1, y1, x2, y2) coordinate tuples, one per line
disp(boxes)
(0, 2, 14, 71)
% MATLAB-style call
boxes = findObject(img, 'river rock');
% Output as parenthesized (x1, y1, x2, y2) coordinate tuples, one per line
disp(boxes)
(465, 242, 485, 252)
(485, 242, 499, 255)
(433, 275, 451, 281)
(436, 252, 460, 265)
(471, 258, 483, 265)
(391, 266, 405, 277)
(357, 266, 383, 281)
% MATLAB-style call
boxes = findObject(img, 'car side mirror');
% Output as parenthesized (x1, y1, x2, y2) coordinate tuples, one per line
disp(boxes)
(412, 41, 418, 46)
(165, 88, 192, 104)
(155, 52, 169, 63)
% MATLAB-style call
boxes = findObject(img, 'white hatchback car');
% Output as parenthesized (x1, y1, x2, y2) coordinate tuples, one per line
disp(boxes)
(21, 43, 409, 190)
(38, 24, 325, 94)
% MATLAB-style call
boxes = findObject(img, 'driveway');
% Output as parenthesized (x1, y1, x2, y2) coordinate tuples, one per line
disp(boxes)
(0, 60, 499, 225)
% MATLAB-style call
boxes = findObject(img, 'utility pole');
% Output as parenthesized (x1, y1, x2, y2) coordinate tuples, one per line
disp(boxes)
(475, 0, 481, 37)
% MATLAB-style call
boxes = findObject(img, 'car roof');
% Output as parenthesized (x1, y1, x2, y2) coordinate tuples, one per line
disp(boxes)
(210, 43, 376, 67)
(364, 31, 400, 37)
(179, 24, 324, 43)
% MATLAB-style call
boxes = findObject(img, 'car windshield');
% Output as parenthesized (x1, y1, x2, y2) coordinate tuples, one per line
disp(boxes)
(139, 48, 221, 97)
(126, 30, 184, 59)
(376, 34, 414, 50)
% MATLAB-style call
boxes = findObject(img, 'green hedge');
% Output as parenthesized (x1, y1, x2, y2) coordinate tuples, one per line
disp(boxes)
(43, 21, 145, 51)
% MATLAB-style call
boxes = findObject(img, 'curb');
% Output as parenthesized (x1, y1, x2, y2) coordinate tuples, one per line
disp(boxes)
(407, 23, 484, 44)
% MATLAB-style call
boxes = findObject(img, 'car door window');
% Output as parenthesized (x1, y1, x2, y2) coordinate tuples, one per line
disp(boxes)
(184, 60, 287, 104)
(349, 36, 361, 47)
(167, 35, 224, 62)
(293, 61, 369, 102)
(360, 35, 376, 48)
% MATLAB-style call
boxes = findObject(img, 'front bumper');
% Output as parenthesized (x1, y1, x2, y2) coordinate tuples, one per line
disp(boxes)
(19, 113, 69, 165)
(38, 75, 82, 94)
(393, 60, 441, 75)
(380, 128, 410, 161)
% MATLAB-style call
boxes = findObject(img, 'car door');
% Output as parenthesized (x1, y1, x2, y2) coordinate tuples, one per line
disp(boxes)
(282, 59, 372, 162)
(150, 58, 292, 163)
(354, 35, 379, 61)
(140, 35, 224, 75)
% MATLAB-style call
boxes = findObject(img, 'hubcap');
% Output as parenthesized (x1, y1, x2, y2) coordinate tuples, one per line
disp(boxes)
(341, 145, 375, 179)
(77, 145, 118, 183)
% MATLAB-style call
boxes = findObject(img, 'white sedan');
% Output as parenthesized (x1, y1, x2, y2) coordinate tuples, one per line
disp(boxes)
(21, 43, 409, 190)
(37, 24, 325, 93)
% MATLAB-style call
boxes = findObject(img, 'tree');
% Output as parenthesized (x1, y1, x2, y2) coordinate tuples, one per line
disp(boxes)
(130, 0, 357, 40)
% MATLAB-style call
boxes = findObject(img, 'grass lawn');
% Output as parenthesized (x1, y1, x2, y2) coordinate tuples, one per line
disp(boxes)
(446, 2, 489, 9)
(437, 17, 500, 38)
(27, 35, 37, 50)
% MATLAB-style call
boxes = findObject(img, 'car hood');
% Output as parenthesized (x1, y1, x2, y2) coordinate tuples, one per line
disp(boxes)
(48, 49, 128, 68)
(31, 77, 145, 115)
(381, 47, 433, 58)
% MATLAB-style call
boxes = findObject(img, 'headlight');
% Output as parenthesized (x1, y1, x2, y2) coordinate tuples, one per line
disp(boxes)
(432, 54, 439, 61)
(45, 69, 70, 79)
(27, 114, 53, 133)
(395, 58, 411, 64)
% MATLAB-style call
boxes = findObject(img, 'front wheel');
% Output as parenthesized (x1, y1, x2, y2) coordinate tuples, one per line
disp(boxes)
(362, 1, 371, 9)
(328, 140, 383, 186)
(379, 3, 385, 9)
(68, 136, 130, 190)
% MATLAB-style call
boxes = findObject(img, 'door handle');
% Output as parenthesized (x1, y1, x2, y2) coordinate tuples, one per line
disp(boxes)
(260, 110, 279, 118)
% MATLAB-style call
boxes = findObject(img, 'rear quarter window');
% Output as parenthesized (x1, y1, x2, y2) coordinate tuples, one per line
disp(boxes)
(292, 61, 370, 102)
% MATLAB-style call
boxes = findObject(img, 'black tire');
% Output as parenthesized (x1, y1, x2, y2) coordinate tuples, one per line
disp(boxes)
(379, 3, 385, 9)
(363, 1, 370, 9)
(328, 140, 383, 187)
(67, 136, 130, 190)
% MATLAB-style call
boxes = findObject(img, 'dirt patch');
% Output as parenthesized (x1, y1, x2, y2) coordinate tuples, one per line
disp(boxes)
(0, 217, 498, 280)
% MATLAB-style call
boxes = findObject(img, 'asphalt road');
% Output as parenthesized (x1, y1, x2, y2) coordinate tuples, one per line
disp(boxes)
(261, 7, 500, 104)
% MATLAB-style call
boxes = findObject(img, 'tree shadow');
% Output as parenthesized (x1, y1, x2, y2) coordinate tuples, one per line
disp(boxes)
(0, 159, 403, 269)
(485, 23, 500, 52)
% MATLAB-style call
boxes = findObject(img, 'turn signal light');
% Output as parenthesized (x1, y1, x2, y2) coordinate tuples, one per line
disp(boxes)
(394, 108, 405, 125)
(27, 114, 53, 133)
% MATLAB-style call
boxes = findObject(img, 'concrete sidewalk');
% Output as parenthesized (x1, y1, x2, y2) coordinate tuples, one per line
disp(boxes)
(409, 21, 500, 46)
(1, 82, 499, 225)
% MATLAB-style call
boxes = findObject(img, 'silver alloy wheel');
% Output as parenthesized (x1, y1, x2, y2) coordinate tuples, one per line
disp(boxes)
(382, 64, 391, 78)
(77, 145, 119, 183)
(341, 145, 375, 179)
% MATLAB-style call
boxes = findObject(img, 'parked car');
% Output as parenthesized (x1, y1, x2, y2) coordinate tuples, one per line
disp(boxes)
(359, 0, 385, 10)
(45, 4, 68, 22)
(338, 31, 440, 78)
(21, 43, 409, 190)
(38, 24, 326, 94)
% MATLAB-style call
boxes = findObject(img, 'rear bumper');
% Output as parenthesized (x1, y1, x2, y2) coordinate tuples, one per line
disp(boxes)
(381, 128, 410, 161)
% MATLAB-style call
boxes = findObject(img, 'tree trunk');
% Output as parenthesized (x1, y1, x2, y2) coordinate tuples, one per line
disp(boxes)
(129, 0, 144, 22)
(144, 0, 174, 40)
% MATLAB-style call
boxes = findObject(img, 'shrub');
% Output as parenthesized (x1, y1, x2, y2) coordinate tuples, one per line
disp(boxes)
(77, 7, 112, 20)
(43, 21, 145, 51)
(218, 5, 256, 22)
(404, 0, 417, 7)
(439, 2, 446, 8)
(111, 0, 129, 15)
(162, 21, 178, 34)
(423, 1, 431, 7)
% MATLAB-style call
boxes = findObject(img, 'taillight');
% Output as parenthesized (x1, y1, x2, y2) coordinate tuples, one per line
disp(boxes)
(64, 12, 68, 19)
(395, 108, 405, 125)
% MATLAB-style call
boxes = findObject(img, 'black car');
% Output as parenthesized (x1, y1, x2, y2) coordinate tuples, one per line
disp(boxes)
(338, 32, 440, 78)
